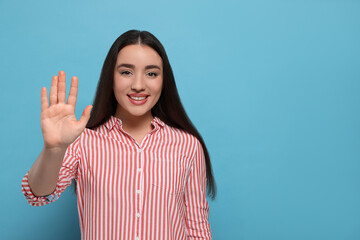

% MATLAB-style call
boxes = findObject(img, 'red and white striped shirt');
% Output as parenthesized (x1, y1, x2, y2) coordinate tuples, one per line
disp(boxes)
(22, 115, 212, 240)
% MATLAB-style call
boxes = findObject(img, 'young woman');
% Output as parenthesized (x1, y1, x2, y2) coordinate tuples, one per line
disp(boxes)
(22, 30, 216, 240)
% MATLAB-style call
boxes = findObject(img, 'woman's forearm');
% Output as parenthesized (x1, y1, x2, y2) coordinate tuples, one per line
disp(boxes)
(27, 147, 67, 197)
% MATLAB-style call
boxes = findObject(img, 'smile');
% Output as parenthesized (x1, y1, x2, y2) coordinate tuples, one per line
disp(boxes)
(130, 96, 147, 100)
(128, 95, 149, 105)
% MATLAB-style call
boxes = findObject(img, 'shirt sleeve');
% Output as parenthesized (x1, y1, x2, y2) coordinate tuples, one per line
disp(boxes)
(184, 139, 212, 239)
(21, 137, 81, 206)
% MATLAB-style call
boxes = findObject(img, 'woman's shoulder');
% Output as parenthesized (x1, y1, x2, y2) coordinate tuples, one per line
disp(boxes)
(163, 124, 200, 145)
(82, 125, 109, 138)
(72, 125, 108, 142)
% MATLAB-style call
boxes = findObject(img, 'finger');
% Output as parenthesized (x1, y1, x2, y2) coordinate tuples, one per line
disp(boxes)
(57, 70, 66, 104)
(67, 76, 78, 108)
(41, 87, 48, 112)
(78, 105, 93, 128)
(49, 75, 58, 106)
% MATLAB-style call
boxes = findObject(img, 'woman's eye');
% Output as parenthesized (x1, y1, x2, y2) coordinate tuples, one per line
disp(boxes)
(121, 70, 131, 75)
(147, 72, 158, 77)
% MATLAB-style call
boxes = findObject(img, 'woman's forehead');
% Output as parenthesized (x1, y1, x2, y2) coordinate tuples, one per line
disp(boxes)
(116, 44, 162, 67)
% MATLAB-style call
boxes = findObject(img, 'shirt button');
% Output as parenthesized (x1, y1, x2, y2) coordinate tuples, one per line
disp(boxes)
(136, 189, 141, 194)
(135, 237, 140, 240)
(137, 148, 143, 153)
(137, 168, 142, 172)
(136, 213, 141, 218)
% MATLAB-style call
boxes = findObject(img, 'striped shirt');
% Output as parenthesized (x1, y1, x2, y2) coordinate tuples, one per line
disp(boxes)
(21, 115, 212, 240)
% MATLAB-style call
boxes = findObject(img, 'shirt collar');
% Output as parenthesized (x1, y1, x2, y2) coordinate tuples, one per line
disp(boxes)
(104, 115, 165, 131)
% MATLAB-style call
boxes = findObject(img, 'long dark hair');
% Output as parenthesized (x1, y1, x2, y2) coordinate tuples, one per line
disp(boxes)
(72, 30, 216, 200)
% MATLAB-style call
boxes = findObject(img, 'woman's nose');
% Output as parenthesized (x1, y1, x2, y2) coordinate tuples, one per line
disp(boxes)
(131, 74, 145, 91)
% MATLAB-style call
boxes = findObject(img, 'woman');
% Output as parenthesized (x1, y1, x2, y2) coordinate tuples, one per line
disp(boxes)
(22, 30, 216, 240)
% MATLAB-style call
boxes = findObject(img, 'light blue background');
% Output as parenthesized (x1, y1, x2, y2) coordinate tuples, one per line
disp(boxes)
(1, 0, 359, 239)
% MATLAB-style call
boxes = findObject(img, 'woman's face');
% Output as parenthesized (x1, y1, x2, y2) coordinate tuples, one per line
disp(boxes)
(113, 44, 163, 120)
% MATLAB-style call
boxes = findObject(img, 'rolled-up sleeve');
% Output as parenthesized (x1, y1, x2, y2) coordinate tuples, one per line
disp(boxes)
(184, 139, 212, 239)
(21, 137, 80, 206)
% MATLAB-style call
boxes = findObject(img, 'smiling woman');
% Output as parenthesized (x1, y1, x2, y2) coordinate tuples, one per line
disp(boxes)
(21, 30, 216, 240)
(113, 44, 164, 137)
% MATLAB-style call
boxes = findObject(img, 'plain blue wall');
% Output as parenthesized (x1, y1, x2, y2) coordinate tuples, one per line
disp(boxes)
(1, 0, 359, 239)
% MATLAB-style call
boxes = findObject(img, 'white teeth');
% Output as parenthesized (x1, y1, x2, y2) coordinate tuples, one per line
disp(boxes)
(130, 96, 147, 100)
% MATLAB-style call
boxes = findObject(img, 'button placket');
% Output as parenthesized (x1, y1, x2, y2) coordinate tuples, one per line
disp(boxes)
(135, 146, 144, 238)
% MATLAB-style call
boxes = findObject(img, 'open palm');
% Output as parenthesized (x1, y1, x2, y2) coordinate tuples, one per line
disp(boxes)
(40, 71, 92, 149)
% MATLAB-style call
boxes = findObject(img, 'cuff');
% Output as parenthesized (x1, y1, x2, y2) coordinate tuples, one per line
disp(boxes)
(21, 172, 60, 206)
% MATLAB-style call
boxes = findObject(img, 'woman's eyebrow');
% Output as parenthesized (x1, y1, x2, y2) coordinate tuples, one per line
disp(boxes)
(145, 65, 161, 70)
(116, 63, 161, 70)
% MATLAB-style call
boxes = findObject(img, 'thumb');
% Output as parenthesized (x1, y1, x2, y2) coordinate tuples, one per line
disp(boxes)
(78, 105, 93, 128)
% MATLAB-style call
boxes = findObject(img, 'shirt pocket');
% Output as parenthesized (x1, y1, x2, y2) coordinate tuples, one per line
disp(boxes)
(149, 155, 188, 195)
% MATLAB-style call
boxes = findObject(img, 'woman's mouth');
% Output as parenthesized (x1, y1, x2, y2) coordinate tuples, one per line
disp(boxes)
(128, 95, 149, 105)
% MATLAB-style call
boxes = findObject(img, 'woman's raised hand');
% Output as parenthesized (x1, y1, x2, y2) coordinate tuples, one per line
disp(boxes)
(40, 71, 92, 149)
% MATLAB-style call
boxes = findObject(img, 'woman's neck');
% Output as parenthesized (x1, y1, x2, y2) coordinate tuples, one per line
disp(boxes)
(114, 112, 155, 134)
